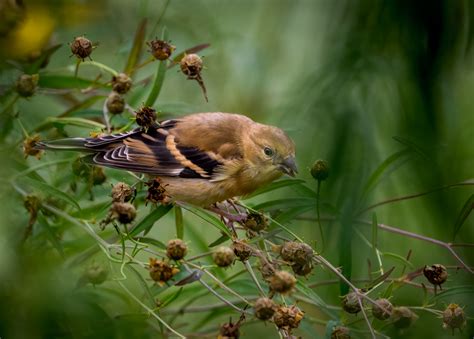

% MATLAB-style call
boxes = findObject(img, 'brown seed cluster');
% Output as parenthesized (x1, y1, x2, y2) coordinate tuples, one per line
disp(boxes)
(180, 53, 208, 101)
(253, 297, 276, 320)
(70, 36, 94, 61)
(213, 246, 235, 267)
(111, 73, 132, 94)
(330, 326, 351, 339)
(110, 202, 136, 224)
(243, 211, 268, 232)
(232, 240, 253, 261)
(166, 239, 188, 260)
(273, 305, 304, 330)
(15, 74, 39, 97)
(442, 303, 466, 333)
(218, 318, 241, 339)
(341, 292, 361, 314)
(371, 298, 393, 320)
(147, 39, 175, 61)
(280, 241, 314, 276)
(391, 306, 418, 329)
(23, 134, 43, 159)
(106, 91, 125, 114)
(269, 270, 296, 294)
(145, 178, 169, 205)
(135, 106, 157, 130)
(310, 159, 329, 181)
(423, 264, 448, 289)
(148, 258, 179, 285)
(111, 182, 134, 203)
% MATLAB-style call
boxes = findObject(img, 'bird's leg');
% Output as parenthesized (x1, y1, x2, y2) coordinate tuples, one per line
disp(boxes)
(207, 204, 247, 223)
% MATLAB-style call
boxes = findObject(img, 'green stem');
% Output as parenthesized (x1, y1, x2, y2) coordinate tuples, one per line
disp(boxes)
(175, 205, 184, 239)
(316, 180, 325, 253)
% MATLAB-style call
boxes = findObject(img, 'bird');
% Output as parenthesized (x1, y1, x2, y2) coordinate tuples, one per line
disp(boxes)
(36, 112, 297, 207)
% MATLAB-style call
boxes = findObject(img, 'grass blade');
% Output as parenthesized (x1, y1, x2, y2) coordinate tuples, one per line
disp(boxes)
(130, 204, 173, 237)
(453, 194, 474, 240)
(124, 18, 147, 75)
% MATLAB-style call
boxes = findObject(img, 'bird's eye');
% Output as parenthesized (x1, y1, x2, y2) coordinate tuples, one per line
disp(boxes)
(263, 147, 274, 157)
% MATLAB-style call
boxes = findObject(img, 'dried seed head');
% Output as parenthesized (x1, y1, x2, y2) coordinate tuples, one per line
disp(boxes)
(423, 264, 448, 288)
(148, 258, 179, 284)
(180, 53, 203, 79)
(111, 73, 132, 94)
(254, 297, 276, 320)
(70, 36, 94, 60)
(341, 292, 361, 314)
(145, 178, 169, 205)
(330, 326, 351, 339)
(291, 262, 313, 276)
(442, 303, 466, 332)
(135, 106, 157, 129)
(232, 240, 253, 261)
(111, 182, 134, 203)
(147, 39, 175, 61)
(91, 166, 106, 185)
(213, 246, 235, 267)
(72, 157, 91, 178)
(110, 202, 136, 224)
(280, 241, 313, 266)
(166, 239, 188, 260)
(372, 298, 393, 320)
(310, 159, 329, 181)
(23, 134, 43, 159)
(218, 318, 241, 338)
(24, 194, 40, 216)
(273, 305, 304, 330)
(259, 260, 279, 281)
(269, 270, 296, 294)
(392, 307, 418, 329)
(243, 212, 268, 232)
(85, 262, 109, 285)
(106, 91, 125, 114)
(15, 73, 39, 97)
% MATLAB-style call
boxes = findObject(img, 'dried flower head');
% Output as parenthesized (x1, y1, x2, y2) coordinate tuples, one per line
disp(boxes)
(218, 318, 241, 339)
(180, 53, 203, 79)
(392, 307, 418, 329)
(15, 73, 39, 97)
(85, 262, 109, 285)
(269, 270, 296, 294)
(442, 303, 466, 333)
(148, 258, 179, 284)
(254, 297, 276, 321)
(70, 36, 94, 60)
(23, 134, 43, 159)
(423, 264, 448, 289)
(273, 305, 304, 330)
(24, 194, 40, 216)
(291, 262, 313, 276)
(243, 212, 268, 232)
(147, 39, 175, 61)
(330, 326, 351, 339)
(166, 239, 188, 260)
(106, 91, 125, 114)
(341, 292, 361, 314)
(110, 202, 136, 224)
(213, 246, 235, 267)
(135, 106, 157, 130)
(259, 259, 279, 281)
(280, 241, 313, 266)
(310, 159, 329, 181)
(145, 178, 169, 205)
(232, 240, 253, 261)
(372, 298, 393, 320)
(111, 73, 132, 94)
(111, 182, 134, 203)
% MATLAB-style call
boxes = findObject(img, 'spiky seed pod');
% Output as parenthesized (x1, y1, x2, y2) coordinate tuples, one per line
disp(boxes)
(15, 73, 38, 97)
(111, 182, 134, 203)
(218, 318, 240, 339)
(180, 54, 203, 79)
(232, 240, 253, 261)
(371, 298, 393, 320)
(106, 91, 125, 114)
(243, 212, 268, 232)
(423, 264, 448, 288)
(442, 303, 466, 332)
(310, 159, 329, 181)
(341, 292, 361, 314)
(148, 258, 179, 284)
(291, 262, 313, 276)
(269, 270, 296, 294)
(111, 73, 132, 94)
(70, 36, 94, 60)
(259, 260, 279, 281)
(254, 297, 276, 320)
(110, 202, 136, 224)
(147, 39, 175, 60)
(392, 307, 418, 329)
(273, 305, 304, 330)
(85, 263, 109, 285)
(213, 246, 235, 267)
(330, 326, 351, 339)
(135, 106, 157, 129)
(280, 241, 313, 266)
(23, 134, 43, 159)
(166, 239, 188, 260)
(145, 178, 169, 205)
(91, 166, 106, 185)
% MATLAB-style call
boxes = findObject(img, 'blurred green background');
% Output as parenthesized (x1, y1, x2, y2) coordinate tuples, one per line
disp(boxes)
(0, 0, 473, 338)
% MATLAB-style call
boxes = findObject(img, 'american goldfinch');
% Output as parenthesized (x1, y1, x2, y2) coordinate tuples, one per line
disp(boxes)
(36, 112, 297, 206)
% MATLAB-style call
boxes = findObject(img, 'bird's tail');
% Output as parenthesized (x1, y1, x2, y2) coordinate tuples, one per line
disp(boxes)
(34, 137, 92, 152)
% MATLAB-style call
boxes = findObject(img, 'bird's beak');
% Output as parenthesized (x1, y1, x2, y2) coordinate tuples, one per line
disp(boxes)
(278, 156, 298, 177)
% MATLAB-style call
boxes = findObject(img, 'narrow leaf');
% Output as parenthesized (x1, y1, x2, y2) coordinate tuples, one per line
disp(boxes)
(130, 204, 173, 237)
(381, 251, 414, 268)
(175, 205, 184, 239)
(23, 177, 80, 210)
(245, 179, 307, 198)
(392, 136, 430, 160)
(134, 236, 166, 249)
(124, 18, 147, 75)
(453, 194, 474, 240)
(38, 74, 104, 89)
(208, 234, 230, 247)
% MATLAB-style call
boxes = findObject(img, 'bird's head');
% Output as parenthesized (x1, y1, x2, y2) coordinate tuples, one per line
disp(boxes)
(243, 123, 297, 180)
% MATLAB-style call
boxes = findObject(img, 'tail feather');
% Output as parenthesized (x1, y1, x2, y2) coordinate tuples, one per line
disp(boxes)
(34, 138, 92, 151)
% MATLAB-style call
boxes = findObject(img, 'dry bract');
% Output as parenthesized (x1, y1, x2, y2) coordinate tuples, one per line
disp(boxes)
(232, 240, 253, 261)
(111, 182, 134, 203)
(135, 106, 157, 129)
(213, 246, 235, 267)
(145, 178, 169, 205)
(110, 202, 136, 224)
(253, 297, 276, 320)
(166, 239, 188, 260)
(148, 258, 179, 284)
(442, 303, 466, 332)
(147, 39, 175, 60)
(23, 134, 43, 159)
(273, 305, 304, 330)
(269, 270, 296, 294)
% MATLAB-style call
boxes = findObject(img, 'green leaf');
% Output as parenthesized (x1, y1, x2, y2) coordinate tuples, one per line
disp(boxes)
(129, 204, 173, 237)
(274, 205, 313, 224)
(159, 287, 183, 309)
(126, 264, 155, 307)
(134, 236, 166, 249)
(208, 234, 230, 247)
(35, 117, 105, 132)
(429, 285, 474, 303)
(22, 177, 80, 210)
(453, 194, 474, 240)
(25, 44, 62, 74)
(38, 74, 104, 89)
(124, 18, 147, 75)
(184, 206, 232, 238)
(252, 197, 316, 211)
(381, 251, 414, 268)
(392, 136, 430, 160)
(175, 206, 184, 239)
(372, 212, 378, 253)
(296, 281, 337, 319)
(245, 179, 307, 198)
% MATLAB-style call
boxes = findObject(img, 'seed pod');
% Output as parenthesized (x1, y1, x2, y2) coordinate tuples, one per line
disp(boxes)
(15, 73, 39, 97)
(273, 305, 304, 330)
(23, 134, 43, 159)
(232, 240, 253, 261)
(442, 303, 466, 332)
(423, 264, 448, 288)
(243, 212, 268, 232)
(166, 239, 188, 260)
(91, 166, 106, 185)
(106, 91, 125, 114)
(213, 246, 235, 267)
(148, 258, 179, 284)
(280, 241, 313, 266)
(392, 307, 418, 329)
(111, 182, 134, 203)
(218, 318, 241, 339)
(135, 106, 157, 130)
(111, 73, 132, 94)
(269, 270, 296, 294)
(254, 297, 276, 320)
(85, 262, 109, 285)
(371, 298, 393, 320)
(110, 202, 136, 224)
(291, 262, 313, 276)
(259, 260, 279, 281)
(147, 39, 175, 60)
(145, 178, 169, 205)
(180, 53, 203, 79)
(70, 36, 94, 60)
(330, 326, 351, 339)
(310, 159, 329, 181)
(341, 292, 361, 314)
